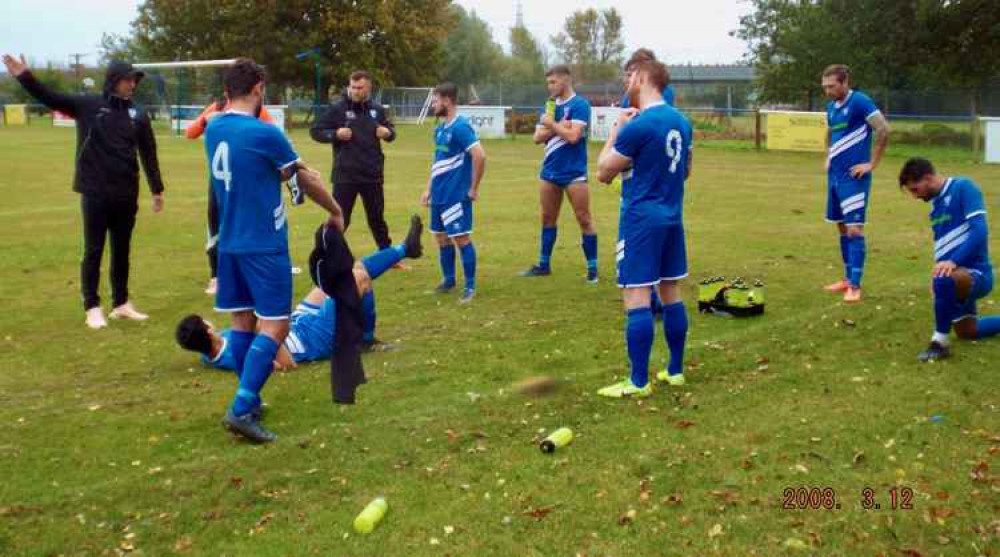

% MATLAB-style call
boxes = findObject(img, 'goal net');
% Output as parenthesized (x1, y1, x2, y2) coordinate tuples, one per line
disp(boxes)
(377, 87, 434, 124)
(133, 59, 235, 135)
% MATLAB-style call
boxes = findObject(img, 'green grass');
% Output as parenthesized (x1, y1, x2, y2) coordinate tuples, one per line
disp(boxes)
(1, 122, 999, 556)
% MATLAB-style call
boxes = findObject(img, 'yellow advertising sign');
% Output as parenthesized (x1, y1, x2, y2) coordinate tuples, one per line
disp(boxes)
(4, 104, 28, 126)
(766, 111, 827, 152)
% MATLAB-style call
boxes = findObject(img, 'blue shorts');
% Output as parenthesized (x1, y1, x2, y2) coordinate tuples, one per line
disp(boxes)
(541, 173, 588, 188)
(616, 223, 687, 288)
(952, 268, 994, 323)
(826, 170, 871, 225)
(429, 200, 473, 237)
(215, 252, 293, 320)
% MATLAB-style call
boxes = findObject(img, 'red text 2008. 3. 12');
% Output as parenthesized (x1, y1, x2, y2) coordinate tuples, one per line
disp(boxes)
(782, 487, 915, 511)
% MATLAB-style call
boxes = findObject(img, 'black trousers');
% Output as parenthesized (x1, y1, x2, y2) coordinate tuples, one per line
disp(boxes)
(206, 181, 220, 278)
(334, 181, 392, 249)
(80, 194, 138, 311)
(309, 223, 366, 404)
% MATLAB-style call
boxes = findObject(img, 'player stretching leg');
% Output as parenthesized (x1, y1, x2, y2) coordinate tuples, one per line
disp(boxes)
(521, 65, 598, 283)
(596, 60, 693, 397)
(820, 64, 890, 303)
(206, 59, 344, 443)
(177, 225, 423, 371)
(898, 158, 1000, 361)
(420, 83, 486, 304)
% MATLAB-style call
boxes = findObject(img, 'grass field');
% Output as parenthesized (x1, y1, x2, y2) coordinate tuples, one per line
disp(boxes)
(1, 122, 999, 556)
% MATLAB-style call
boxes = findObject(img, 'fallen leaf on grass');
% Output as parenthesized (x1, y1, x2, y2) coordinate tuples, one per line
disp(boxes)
(618, 509, 637, 526)
(970, 461, 989, 483)
(708, 523, 724, 538)
(898, 549, 924, 557)
(230, 477, 243, 490)
(662, 494, 683, 505)
(852, 451, 866, 466)
(675, 420, 696, 429)
(174, 535, 193, 553)
(249, 512, 274, 535)
(710, 490, 741, 505)
(524, 506, 555, 520)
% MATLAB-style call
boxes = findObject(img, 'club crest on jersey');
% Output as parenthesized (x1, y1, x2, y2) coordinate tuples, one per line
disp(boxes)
(346, 110, 356, 120)
(943, 195, 952, 207)
(842, 108, 849, 116)
(370, 109, 377, 118)
(128, 108, 137, 119)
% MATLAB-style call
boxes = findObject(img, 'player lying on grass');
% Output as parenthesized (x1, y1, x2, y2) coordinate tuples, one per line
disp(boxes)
(898, 158, 1000, 362)
(176, 218, 423, 370)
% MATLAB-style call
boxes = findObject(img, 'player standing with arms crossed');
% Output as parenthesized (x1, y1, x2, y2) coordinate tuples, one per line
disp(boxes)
(521, 65, 598, 283)
(420, 83, 486, 304)
(596, 60, 693, 397)
(821, 64, 890, 303)
(205, 59, 343, 443)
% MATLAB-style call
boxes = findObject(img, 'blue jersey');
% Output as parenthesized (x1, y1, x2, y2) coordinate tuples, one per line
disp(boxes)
(431, 116, 479, 206)
(621, 86, 675, 108)
(205, 112, 300, 255)
(613, 102, 693, 225)
(930, 177, 992, 274)
(284, 299, 336, 364)
(203, 329, 239, 372)
(540, 94, 591, 183)
(826, 90, 880, 175)
(205, 299, 337, 371)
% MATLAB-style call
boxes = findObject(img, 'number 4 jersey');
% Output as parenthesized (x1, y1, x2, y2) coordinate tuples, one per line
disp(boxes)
(204, 111, 300, 255)
(612, 101, 694, 224)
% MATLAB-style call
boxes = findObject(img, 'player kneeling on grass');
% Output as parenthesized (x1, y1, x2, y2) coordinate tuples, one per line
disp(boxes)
(177, 226, 423, 373)
(595, 59, 693, 397)
(899, 158, 1000, 362)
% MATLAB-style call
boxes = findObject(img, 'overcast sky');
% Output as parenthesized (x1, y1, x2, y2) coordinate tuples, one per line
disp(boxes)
(0, 0, 751, 70)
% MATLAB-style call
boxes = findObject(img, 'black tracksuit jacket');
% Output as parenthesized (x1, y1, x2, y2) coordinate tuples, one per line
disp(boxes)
(16, 60, 164, 200)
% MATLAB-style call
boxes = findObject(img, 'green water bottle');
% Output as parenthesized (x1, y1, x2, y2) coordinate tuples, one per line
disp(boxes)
(353, 497, 388, 534)
(545, 97, 556, 119)
(540, 427, 574, 453)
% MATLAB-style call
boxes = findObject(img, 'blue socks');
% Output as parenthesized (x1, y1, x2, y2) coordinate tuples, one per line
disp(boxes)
(932, 276, 957, 336)
(439, 245, 456, 287)
(362, 245, 405, 281)
(662, 302, 688, 376)
(582, 234, 598, 273)
(362, 290, 376, 343)
(231, 334, 279, 417)
(460, 243, 477, 291)
(847, 235, 866, 288)
(977, 316, 1000, 339)
(539, 227, 557, 269)
(839, 235, 850, 279)
(626, 307, 654, 388)
(229, 330, 255, 379)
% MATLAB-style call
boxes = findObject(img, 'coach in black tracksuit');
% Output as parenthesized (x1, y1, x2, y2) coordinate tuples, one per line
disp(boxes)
(3, 54, 164, 326)
(310, 71, 396, 249)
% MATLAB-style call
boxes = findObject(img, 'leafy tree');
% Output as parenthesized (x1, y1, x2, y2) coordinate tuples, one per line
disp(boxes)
(550, 8, 625, 83)
(442, 5, 503, 87)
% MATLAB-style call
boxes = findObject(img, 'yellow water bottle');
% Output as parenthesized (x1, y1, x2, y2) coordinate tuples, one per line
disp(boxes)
(353, 496, 388, 534)
(540, 427, 574, 453)
(545, 98, 556, 119)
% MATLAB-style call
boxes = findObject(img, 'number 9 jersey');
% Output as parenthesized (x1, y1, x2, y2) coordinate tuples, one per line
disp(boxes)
(204, 112, 300, 255)
(613, 101, 693, 224)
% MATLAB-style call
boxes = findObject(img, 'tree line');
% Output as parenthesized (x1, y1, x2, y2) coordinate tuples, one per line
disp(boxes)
(735, 0, 1000, 109)
(91, 1, 626, 103)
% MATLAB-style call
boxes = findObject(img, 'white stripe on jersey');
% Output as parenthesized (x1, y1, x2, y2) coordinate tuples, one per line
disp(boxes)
(432, 153, 463, 171)
(544, 137, 567, 159)
(828, 127, 869, 160)
(934, 222, 970, 252)
(967, 210, 987, 219)
(936, 233, 969, 260)
(285, 331, 306, 355)
(615, 240, 625, 262)
(431, 158, 465, 179)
